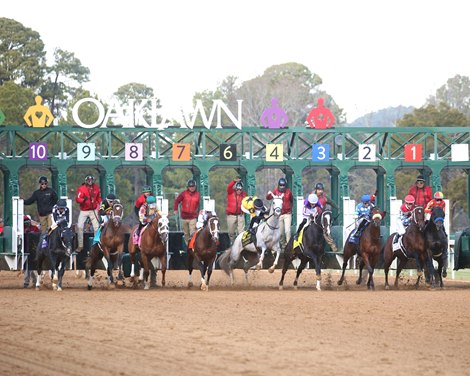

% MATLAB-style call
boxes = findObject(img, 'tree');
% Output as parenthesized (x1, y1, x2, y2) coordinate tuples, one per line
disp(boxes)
(40, 48, 90, 118)
(0, 18, 46, 88)
(397, 103, 469, 127)
(427, 75, 470, 118)
(235, 62, 345, 126)
(0, 81, 34, 124)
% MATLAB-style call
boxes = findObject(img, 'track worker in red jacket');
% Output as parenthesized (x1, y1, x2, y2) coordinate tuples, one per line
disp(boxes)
(226, 177, 247, 244)
(75, 175, 102, 252)
(266, 177, 293, 250)
(407, 174, 432, 208)
(173, 179, 200, 247)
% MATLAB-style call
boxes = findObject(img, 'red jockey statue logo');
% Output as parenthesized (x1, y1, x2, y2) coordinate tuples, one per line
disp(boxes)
(306, 98, 335, 129)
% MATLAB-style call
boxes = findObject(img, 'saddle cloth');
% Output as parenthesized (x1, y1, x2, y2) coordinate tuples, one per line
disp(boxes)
(188, 229, 201, 250)
(392, 233, 407, 256)
(242, 230, 255, 247)
(133, 224, 150, 247)
(293, 225, 308, 251)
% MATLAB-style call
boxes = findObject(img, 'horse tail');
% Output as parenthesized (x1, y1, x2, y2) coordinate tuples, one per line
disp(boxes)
(218, 248, 232, 275)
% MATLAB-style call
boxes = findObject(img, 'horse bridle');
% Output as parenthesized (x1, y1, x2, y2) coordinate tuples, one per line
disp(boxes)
(111, 203, 123, 224)
(411, 206, 425, 230)
(207, 217, 220, 241)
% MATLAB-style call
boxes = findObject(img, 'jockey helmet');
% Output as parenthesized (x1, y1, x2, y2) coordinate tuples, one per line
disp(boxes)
(308, 193, 319, 205)
(57, 199, 67, 208)
(106, 193, 116, 200)
(434, 191, 444, 200)
(254, 198, 264, 210)
(141, 185, 152, 193)
(38, 176, 48, 184)
(187, 179, 196, 188)
(361, 194, 371, 203)
(234, 182, 243, 190)
(315, 182, 324, 190)
(404, 195, 415, 204)
(85, 175, 94, 183)
(23, 215, 31, 222)
(278, 178, 287, 191)
(146, 195, 156, 204)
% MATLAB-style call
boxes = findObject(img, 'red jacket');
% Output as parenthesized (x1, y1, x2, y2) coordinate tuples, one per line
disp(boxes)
(266, 188, 293, 215)
(76, 183, 102, 211)
(226, 180, 246, 215)
(408, 185, 432, 207)
(174, 189, 200, 219)
(135, 194, 147, 210)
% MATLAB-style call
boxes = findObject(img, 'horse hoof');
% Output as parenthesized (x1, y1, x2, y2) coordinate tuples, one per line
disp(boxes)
(268, 267, 275, 273)
(293, 285, 298, 290)
(75, 270, 83, 278)
(87, 285, 92, 291)
(256, 264, 261, 271)
(57, 287, 62, 292)
(279, 286, 283, 291)
(201, 284, 208, 291)
(337, 280, 343, 286)
(52, 283, 57, 290)
(188, 282, 193, 288)
(385, 285, 389, 290)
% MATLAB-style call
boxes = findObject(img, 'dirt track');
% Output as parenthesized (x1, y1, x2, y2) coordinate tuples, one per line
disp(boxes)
(0, 269, 469, 376)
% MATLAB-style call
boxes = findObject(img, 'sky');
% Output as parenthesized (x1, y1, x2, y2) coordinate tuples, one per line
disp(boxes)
(3, 0, 470, 122)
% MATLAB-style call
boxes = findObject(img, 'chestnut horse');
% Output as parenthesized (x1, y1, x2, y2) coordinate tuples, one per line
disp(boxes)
(278, 210, 333, 291)
(188, 215, 220, 291)
(128, 214, 169, 290)
(86, 201, 125, 290)
(383, 206, 434, 289)
(338, 207, 384, 290)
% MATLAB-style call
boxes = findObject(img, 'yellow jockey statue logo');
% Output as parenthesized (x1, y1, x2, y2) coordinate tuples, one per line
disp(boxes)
(24, 95, 54, 127)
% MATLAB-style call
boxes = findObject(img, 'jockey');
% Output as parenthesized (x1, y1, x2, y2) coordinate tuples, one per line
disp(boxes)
(397, 195, 416, 235)
(247, 198, 268, 235)
(51, 199, 70, 230)
(196, 209, 217, 230)
(425, 191, 446, 220)
(134, 185, 152, 217)
(241, 195, 258, 218)
(349, 194, 375, 244)
(99, 193, 117, 225)
(134, 195, 162, 243)
(294, 193, 323, 241)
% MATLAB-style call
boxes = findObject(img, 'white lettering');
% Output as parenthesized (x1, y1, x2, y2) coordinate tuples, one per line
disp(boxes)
(72, 98, 105, 128)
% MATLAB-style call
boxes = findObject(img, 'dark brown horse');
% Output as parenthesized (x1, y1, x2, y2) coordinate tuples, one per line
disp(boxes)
(188, 215, 220, 291)
(86, 201, 126, 290)
(425, 206, 448, 288)
(128, 213, 169, 290)
(338, 207, 384, 290)
(383, 206, 433, 289)
(278, 210, 333, 291)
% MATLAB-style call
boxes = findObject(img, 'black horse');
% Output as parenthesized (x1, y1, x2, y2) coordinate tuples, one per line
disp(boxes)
(36, 224, 74, 291)
(425, 206, 448, 288)
(278, 211, 332, 291)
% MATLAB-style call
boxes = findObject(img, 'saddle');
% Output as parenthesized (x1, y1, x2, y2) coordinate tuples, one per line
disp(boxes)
(242, 228, 257, 248)
(392, 233, 408, 257)
(293, 225, 308, 252)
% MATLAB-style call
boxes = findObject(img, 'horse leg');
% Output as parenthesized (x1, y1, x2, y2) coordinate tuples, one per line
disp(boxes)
(394, 257, 407, 289)
(57, 259, 66, 291)
(160, 255, 167, 288)
(312, 255, 322, 291)
(337, 248, 352, 286)
(206, 256, 216, 290)
(36, 251, 43, 290)
(279, 253, 292, 290)
(256, 246, 266, 270)
(356, 254, 367, 285)
(106, 253, 114, 285)
(293, 257, 308, 290)
(199, 261, 208, 291)
(187, 250, 194, 288)
(129, 249, 136, 278)
(141, 255, 150, 290)
(268, 246, 281, 273)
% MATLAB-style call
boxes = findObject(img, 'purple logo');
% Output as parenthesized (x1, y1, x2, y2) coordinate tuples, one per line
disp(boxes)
(29, 142, 48, 161)
(260, 98, 288, 129)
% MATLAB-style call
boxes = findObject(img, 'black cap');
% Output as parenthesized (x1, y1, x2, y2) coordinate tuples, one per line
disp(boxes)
(416, 175, 425, 182)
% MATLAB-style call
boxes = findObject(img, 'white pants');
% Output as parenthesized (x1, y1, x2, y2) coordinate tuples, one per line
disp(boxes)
(396, 220, 407, 235)
(77, 209, 100, 248)
(279, 213, 292, 249)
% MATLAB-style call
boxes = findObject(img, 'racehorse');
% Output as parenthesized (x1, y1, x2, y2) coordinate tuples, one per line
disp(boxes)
(278, 210, 333, 291)
(188, 215, 220, 291)
(383, 206, 434, 289)
(338, 207, 384, 290)
(218, 195, 283, 285)
(36, 224, 74, 291)
(128, 213, 169, 290)
(425, 206, 448, 288)
(86, 201, 126, 290)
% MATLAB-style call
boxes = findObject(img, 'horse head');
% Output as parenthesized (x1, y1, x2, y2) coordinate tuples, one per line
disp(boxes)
(59, 227, 74, 256)
(320, 210, 333, 236)
(411, 206, 426, 231)
(207, 216, 220, 244)
(111, 201, 124, 226)
(157, 215, 169, 244)
(270, 194, 283, 216)
(430, 206, 445, 231)
(370, 207, 384, 227)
